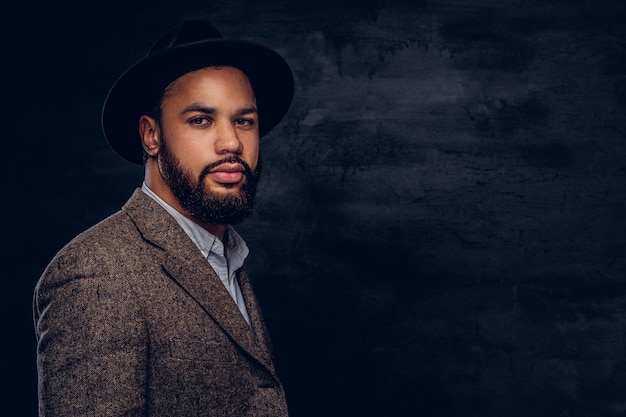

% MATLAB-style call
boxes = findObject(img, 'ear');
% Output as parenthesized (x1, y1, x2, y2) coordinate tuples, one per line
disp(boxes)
(139, 115, 160, 157)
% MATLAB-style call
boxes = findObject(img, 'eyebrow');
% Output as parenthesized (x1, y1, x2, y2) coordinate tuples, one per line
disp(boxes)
(182, 104, 258, 116)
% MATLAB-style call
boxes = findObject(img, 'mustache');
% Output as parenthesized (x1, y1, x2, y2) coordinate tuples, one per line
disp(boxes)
(198, 156, 255, 181)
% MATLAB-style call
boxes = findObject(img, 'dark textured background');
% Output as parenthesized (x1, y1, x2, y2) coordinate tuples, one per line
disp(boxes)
(5, 0, 626, 416)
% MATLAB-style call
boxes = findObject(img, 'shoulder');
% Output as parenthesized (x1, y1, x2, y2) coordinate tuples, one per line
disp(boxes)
(37, 189, 166, 286)
(38, 209, 141, 281)
(45, 189, 164, 271)
(34, 188, 190, 297)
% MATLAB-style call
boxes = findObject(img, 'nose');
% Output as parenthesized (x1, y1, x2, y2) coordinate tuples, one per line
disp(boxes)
(214, 121, 243, 155)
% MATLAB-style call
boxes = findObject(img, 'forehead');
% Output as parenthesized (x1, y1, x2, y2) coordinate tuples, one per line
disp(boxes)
(162, 66, 256, 103)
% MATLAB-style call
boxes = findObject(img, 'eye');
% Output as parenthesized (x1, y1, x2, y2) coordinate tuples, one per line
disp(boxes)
(190, 116, 211, 126)
(235, 118, 255, 127)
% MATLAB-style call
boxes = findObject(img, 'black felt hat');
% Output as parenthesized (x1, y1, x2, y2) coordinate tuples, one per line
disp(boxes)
(101, 20, 295, 165)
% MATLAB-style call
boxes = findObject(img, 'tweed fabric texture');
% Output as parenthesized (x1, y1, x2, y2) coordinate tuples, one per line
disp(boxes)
(33, 189, 288, 417)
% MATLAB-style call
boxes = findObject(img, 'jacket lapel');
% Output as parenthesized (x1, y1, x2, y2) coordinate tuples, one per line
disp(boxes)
(122, 189, 275, 375)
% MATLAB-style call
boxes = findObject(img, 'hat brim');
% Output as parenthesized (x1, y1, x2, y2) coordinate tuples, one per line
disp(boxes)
(101, 38, 294, 165)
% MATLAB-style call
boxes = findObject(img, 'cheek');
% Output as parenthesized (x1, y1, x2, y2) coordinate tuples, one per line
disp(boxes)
(244, 139, 260, 170)
(250, 147, 259, 167)
(167, 146, 211, 178)
(249, 150, 260, 171)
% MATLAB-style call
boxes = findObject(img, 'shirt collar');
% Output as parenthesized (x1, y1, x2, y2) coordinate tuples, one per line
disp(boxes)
(140, 183, 249, 265)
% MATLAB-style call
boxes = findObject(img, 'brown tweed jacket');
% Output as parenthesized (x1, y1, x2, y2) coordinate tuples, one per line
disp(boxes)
(33, 189, 289, 417)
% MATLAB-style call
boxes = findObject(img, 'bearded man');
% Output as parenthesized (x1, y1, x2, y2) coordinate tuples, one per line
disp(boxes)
(33, 19, 294, 417)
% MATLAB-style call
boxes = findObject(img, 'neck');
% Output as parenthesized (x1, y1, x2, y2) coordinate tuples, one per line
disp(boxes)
(194, 219, 226, 241)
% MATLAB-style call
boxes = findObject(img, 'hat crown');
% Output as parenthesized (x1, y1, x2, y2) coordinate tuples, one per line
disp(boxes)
(148, 20, 223, 56)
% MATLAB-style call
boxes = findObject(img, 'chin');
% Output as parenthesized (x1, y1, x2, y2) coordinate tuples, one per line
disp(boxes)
(210, 182, 245, 192)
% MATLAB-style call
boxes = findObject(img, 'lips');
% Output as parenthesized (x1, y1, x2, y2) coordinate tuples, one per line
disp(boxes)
(207, 163, 245, 184)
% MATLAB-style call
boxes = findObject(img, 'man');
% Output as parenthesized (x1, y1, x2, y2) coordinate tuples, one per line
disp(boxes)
(33, 19, 294, 416)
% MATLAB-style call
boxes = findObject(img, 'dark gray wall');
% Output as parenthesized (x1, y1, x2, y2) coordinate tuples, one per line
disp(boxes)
(6, 0, 626, 416)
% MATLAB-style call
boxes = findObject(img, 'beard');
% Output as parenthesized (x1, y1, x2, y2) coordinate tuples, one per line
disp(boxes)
(157, 137, 261, 226)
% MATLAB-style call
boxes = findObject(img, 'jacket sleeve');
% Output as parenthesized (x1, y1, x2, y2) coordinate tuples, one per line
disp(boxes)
(33, 249, 148, 417)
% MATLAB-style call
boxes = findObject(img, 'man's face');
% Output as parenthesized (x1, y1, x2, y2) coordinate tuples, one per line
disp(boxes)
(155, 66, 261, 225)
